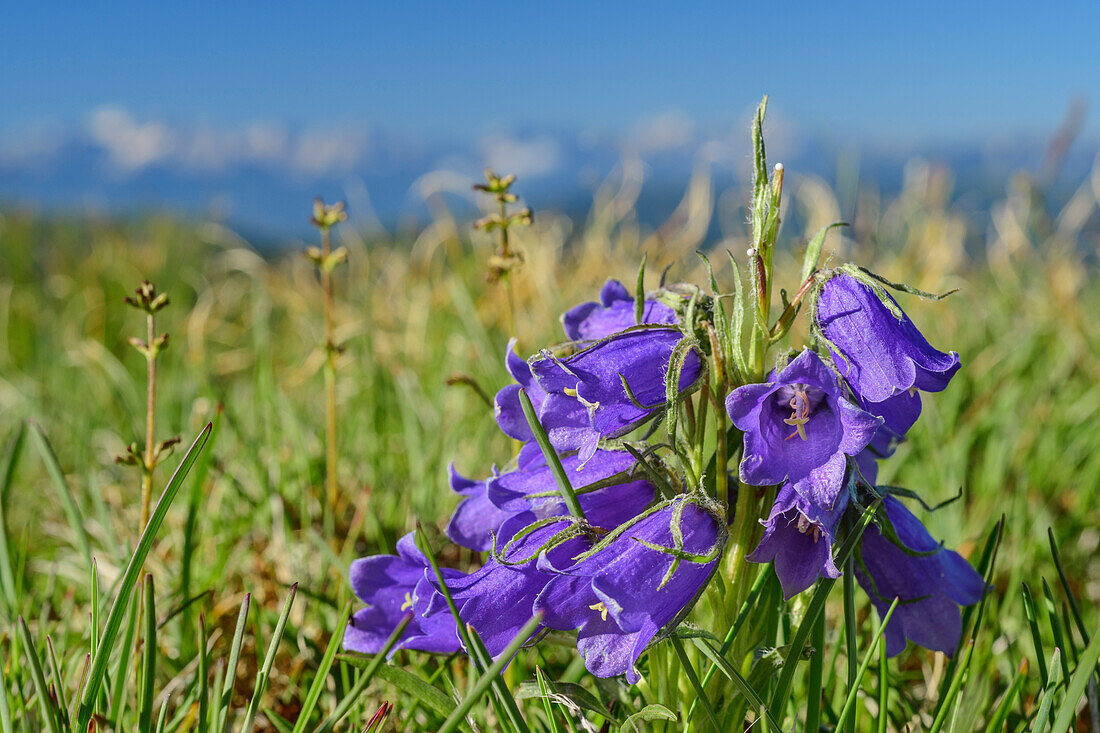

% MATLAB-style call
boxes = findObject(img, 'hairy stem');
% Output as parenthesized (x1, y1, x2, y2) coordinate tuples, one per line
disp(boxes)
(140, 311, 156, 531)
(321, 226, 339, 521)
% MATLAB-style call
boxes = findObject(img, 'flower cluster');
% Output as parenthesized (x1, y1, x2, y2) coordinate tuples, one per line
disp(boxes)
(733, 266, 983, 655)
(347, 280, 725, 682)
(346, 261, 984, 685)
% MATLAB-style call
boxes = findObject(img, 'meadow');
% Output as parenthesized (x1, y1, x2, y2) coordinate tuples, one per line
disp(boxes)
(1, 127, 1099, 731)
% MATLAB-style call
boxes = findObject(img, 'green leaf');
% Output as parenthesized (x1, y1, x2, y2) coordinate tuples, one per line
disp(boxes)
(139, 575, 157, 731)
(240, 582, 297, 732)
(28, 421, 94, 571)
(1051, 617, 1100, 732)
(619, 704, 676, 731)
(800, 223, 847, 282)
(437, 613, 543, 733)
(313, 613, 412, 733)
(1033, 648, 1062, 733)
(373, 665, 472, 731)
(18, 617, 63, 733)
(516, 679, 618, 724)
(769, 500, 880, 720)
(292, 601, 353, 733)
(0, 423, 26, 615)
(73, 423, 212, 732)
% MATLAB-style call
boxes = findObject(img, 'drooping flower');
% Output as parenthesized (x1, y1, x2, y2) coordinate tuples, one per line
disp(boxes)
(855, 496, 985, 656)
(562, 279, 677, 342)
(345, 532, 462, 655)
(726, 349, 880, 505)
(530, 326, 703, 463)
(423, 476, 658, 657)
(445, 464, 515, 552)
(747, 483, 848, 599)
(487, 449, 639, 513)
(814, 270, 960, 404)
(534, 494, 725, 682)
(860, 389, 922, 458)
(493, 340, 591, 468)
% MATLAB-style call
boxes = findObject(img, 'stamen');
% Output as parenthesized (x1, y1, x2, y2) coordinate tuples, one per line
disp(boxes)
(588, 601, 609, 621)
(400, 592, 415, 611)
(783, 384, 812, 441)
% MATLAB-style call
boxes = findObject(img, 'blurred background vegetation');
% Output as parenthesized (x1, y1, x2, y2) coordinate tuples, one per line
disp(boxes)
(3, 132, 1100, 728)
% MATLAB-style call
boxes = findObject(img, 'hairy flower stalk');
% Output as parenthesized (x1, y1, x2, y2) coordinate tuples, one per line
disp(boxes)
(346, 96, 983, 730)
(307, 198, 348, 526)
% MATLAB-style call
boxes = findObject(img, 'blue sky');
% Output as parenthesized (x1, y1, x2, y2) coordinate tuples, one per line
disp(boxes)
(3, 1, 1098, 140)
(2, 2, 1098, 236)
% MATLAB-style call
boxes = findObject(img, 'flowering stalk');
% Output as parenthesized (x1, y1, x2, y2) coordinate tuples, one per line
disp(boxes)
(474, 169, 531, 338)
(307, 198, 348, 523)
(117, 281, 179, 531)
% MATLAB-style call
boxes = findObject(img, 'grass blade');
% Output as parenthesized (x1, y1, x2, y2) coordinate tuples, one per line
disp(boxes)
(691, 637, 780, 730)
(1023, 582, 1049, 688)
(108, 590, 140, 723)
(982, 658, 1028, 733)
(28, 421, 94, 571)
(671, 637, 719, 732)
(18, 617, 62, 733)
(836, 597, 899, 728)
(73, 422, 212, 732)
(219, 593, 251, 732)
(0, 423, 26, 615)
(239, 582, 297, 732)
(1033, 649, 1062, 733)
(438, 612, 543, 733)
(770, 499, 880, 719)
(197, 613, 209, 732)
(313, 612, 413, 733)
(139, 574, 157, 731)
(1051, 617, 1100, 733)
(44, 636, 69, 727)
(291, 600, 353, 733)
(535, 667, 564, 733)
(465, 625, 530, 733)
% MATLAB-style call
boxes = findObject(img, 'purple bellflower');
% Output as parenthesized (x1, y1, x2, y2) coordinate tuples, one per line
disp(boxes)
(445, 464, 515, 552)
(530, 326, 703, 463)
(861, 390, 922, 458)
(423, 476, 658, 657)
(815, 271, 960, 404)
(726, 349, 880, 505)
(562, 279, 677, 342)
(493, 339, 592, 467)
(856, 496, 985, 656)
(345, 533, 462, 656)
(747, 483, 849, 599)
(534, 495, 724, 682)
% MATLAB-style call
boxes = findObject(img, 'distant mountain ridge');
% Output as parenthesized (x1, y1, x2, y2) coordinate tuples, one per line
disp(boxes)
(1, 107, 1095, 244)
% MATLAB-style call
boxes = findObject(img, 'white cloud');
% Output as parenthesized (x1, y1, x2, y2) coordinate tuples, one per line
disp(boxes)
(89, 106, 174, 172)
(631, 110, 696, 153)
(479, 135, 562, 178)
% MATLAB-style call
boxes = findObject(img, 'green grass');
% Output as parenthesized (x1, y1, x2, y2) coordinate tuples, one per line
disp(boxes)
(0, 147, 1099, 731)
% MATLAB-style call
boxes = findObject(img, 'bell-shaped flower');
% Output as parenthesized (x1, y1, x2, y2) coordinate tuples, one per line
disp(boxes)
(534, 494, 725, 682)
(493, 339, 591, 467)
(726, 349, 880, 505)
(814, 270, 960, 404)
(345, 532, 462, 656)
(530, 326, 703, 463)
(423, 476, 658, 657)
(445, 464, 514, 552)
(861, 389, 922, 458)
(747, 483, 848, 599)
(856, 496, 985, 656)
(562, 279, 677, 342)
